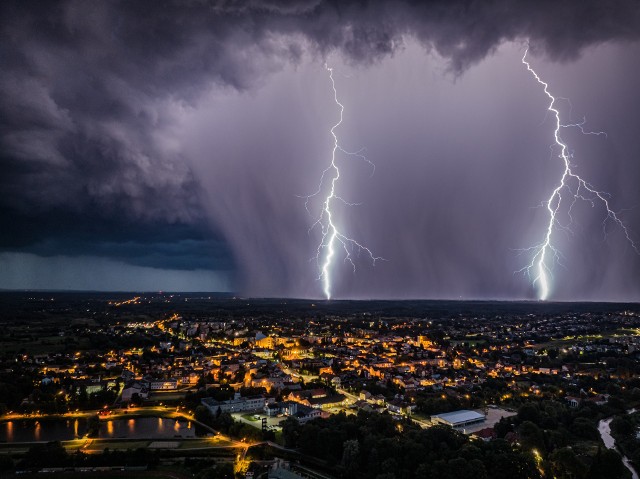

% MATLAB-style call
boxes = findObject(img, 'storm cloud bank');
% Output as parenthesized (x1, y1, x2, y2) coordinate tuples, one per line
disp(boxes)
(1, 1, 640, 298)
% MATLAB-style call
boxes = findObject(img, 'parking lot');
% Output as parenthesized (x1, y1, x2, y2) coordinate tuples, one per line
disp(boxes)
(462, 407, 516, 434)
(231, 412, 287, 431)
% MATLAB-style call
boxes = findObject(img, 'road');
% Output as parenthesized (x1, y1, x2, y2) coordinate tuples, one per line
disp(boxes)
(335, 387, 358, 403)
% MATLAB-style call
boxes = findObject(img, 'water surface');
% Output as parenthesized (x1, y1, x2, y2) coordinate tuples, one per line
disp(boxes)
(0, 416, 194, 442)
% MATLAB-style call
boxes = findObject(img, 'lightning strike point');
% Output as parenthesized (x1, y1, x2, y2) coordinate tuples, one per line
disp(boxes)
(518, 45, 638, 301)
(304, 64, 381, 300)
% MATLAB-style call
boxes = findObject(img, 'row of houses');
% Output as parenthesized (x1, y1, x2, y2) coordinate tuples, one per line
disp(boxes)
(265, 401, 325, 423)
(201, 393, 267, 414)
(199, 388, 345, 423)
(121, 377, 185, 401)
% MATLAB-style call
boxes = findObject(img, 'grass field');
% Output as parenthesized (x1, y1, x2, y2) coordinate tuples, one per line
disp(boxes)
(0, 436, 237, 456)
(148, 392, 188, 402)
(81, 440, 151, 452)
(4, 471, 191, 479)
(73, 437, 237, 453)
(0, 335, 91, 355)
(177, 437, 235, 449)
(0, 445, 30, 455)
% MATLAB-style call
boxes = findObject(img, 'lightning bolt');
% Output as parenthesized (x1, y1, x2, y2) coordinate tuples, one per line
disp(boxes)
(304, 64, 381, 300)
(518, 46, 638, 300)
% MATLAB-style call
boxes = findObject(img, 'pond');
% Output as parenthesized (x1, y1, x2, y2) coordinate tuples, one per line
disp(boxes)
(0, 416, 195, 443)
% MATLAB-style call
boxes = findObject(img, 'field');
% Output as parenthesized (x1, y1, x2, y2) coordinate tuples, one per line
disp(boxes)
(0, 333, 92, 355)
(0, 435, 236, 457)
(3, 470, 191, 479)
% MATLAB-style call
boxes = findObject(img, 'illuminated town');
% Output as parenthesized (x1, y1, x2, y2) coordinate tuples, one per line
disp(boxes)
(1, 293, 640, 478)
(3, 2, 640, 479)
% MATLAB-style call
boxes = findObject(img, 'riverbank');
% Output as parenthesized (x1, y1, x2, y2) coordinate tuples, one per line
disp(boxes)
(0, 406, 189, 424)
(598, 417, 639, 479)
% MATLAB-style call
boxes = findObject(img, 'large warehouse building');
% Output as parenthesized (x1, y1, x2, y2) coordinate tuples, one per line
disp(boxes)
(431, 410, 486, 430)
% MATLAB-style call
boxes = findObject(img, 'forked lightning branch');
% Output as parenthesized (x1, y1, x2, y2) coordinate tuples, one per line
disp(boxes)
(305, 64, 381, 300)
(518, 46, 638, 300)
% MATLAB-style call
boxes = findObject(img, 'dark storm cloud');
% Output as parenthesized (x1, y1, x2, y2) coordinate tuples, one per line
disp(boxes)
(2, 0, 640, 294)
(0, 206, 234, 271)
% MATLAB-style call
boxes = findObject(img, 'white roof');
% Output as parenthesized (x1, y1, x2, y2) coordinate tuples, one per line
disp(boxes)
(432, 410, 485, 425)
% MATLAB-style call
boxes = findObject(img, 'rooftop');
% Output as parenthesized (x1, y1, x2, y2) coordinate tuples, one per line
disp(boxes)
(432, 410, 485, 425)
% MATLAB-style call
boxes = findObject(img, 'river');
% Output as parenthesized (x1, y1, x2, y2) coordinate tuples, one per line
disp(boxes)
(598, 417, 639, 479)
(0, 416, 195, 443)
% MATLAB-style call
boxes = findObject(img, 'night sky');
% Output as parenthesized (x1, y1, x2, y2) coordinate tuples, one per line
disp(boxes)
(2, 1, 640, 300)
